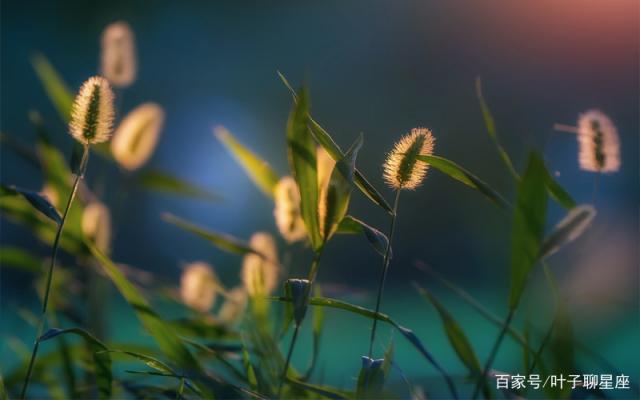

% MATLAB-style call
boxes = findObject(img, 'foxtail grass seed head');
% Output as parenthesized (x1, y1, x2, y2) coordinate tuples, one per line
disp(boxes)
(81, 202, 112, 253)
(383, 128, 435, 190)
(101, 21, 136, 87)
(69, 76, 115, 145)
(217, 286, 248, 325)
(111, 103, 165, 170)
(180, 262, 219, 313)
(316, 146, 336, 237)
(577, 110, 620, 173)
(241, 232, 280, 296)
(274, 176, 307, 243)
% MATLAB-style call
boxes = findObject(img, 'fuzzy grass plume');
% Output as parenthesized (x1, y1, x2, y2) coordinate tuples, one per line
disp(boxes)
(180, 261, 219, 313)
(274, 176, 307, 243)
(69, 76, 115, 145)
(242, 232, 280, 296)
(383, 127, 435, 190)
(81, 201, 112, 254)
(111, 102, 165, 170)
(577, 110, 620, 173)
(101, 21, 136, 88)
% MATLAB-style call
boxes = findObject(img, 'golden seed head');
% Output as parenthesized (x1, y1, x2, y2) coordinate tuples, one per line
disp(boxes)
(180, 261, 218, 313)
(241, 232, 280, 296)
(81, 201, 112, 253)
(217, 286, 248, 325)
(273, 176, 307, 243)
(383, 127, 435, 190)
(577, 110, 620, 173)
(101, 21, 137, 87)
(69, 76, 115, 145)
(111, 103, 165, 170)
(316, 146, 336, 238)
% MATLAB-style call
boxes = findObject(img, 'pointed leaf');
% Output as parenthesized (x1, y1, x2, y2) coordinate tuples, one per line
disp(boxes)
(508, 152, 548, 310)
(321, 134, 362, 241)
(31, 53, 73, 122)
(544, 172, 576, 210)
(242, 347, 258, 390)
(336, 215, 388, 256)
(286, 87, 322, 249)
(273, 295, 458, 399)
(356, 357, 385, 399)
(107, 350, 174, 375)
(475, 77, 518, 179)
(162, 213, 254, 255)
(540, 205, 595, 260)
(416, 155, 509, 209)
(38, 328, 111, 399)
(85, 241, 211, 396)
(1, 184, 61, 224)
(285, 278, 312, 326)
(286, 377, 352, 400)
(214, 126, 280, 197)
(415, 285, 482, 375)
(0, 246, 42, 273)
(278, 71, 392, 214)
(138, 170, 221, 202)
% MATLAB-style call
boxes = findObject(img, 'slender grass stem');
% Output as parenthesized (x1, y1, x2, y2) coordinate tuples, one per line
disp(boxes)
(20, 145, 89, 399)
(277, 324, 300, 398)
(526, 318, 555, 376)
(277, 251, 322, 398)
(471, 309, 515, 399)
(368, 189, 401, 358)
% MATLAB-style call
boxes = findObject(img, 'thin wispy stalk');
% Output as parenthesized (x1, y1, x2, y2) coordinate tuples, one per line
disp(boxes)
(368, 189, 400, 358)
(21, 76, 114, 399)
(20, 145, 89, 399)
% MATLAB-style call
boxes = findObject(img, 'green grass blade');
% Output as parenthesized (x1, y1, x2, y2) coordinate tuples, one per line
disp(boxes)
(273, 295, 458, 399)
(475, 78, 519, 180)
(242, 347, 259, 390)
(31, 53, 73, 122)
(277, 71, 392, 214)
(1, 185, 61, 224)
(0, 373, 7, 400)
(85, 241, 212, 396)
(138, 170, 222, 202)
(39, 328, 111, 399)
(321, 134, 362, 241)
(286, 87, 322, 250)
(214, 126, 280, 198)
(162, 213, 254, 255)
(508, 152, 548, 310)
(336, 215, 388, 256)
(107, 350, 174, 374)
(414, 285, 482, 374)
(416, 155, 510, 209)
(544, 171, 577, 210)
(0, 246, 42, 273)
(539, 205, 596, 261)
(286, 377, 352, 400)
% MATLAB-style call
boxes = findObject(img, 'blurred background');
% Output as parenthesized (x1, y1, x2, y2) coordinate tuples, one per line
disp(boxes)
(2, 0, 638, 396)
